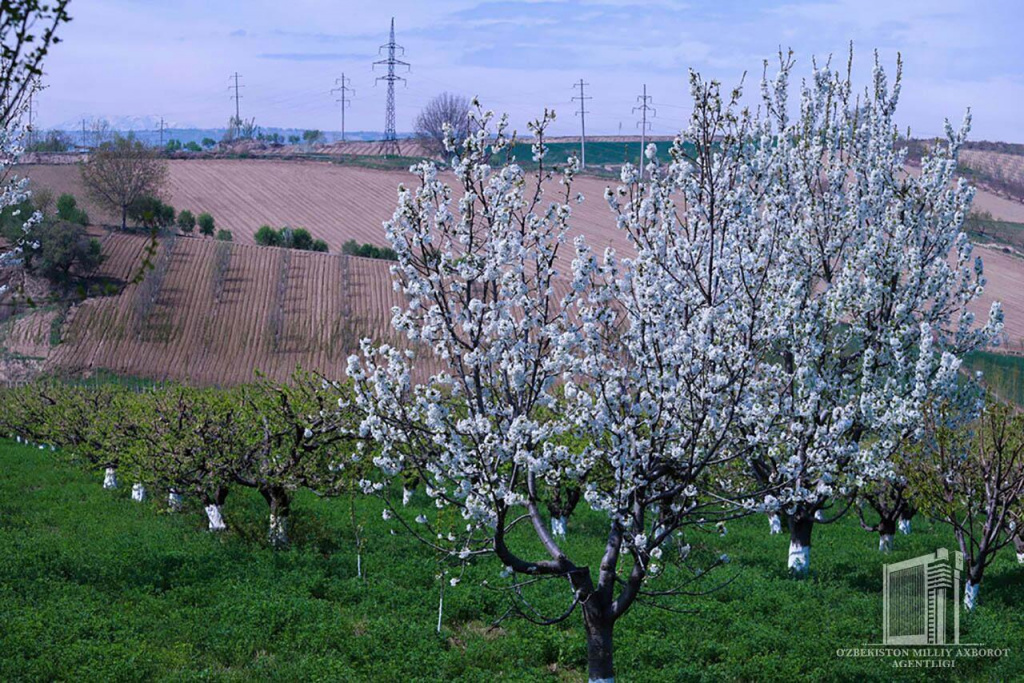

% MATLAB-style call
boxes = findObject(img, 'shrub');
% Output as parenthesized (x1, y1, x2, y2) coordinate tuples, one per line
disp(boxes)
(127, 195, 175, 230)
(254, 225, 326, 253)
(341, 239, 397, 261)
(55, 194, 89, 226)
(176, 210, 196, 234)
(21, 220, 105, 283)
(197, 213, 215, 236)
(216, 229, 233, 242)
(184, 141, 202, 153)
(254, 225, 280, 247)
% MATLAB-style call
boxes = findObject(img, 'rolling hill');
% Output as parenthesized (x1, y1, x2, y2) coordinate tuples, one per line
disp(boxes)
(3, 155, 1024, 387)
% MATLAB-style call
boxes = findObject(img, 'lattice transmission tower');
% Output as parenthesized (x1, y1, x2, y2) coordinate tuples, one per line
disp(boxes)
(373, 18, 409, 156)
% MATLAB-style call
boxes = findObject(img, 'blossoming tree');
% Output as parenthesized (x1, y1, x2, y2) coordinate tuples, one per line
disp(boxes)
(347, 76, 786, 678)
(748, 51, 1002, 575)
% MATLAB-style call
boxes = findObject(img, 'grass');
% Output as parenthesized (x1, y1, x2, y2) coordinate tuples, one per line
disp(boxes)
(966, 218, 1024, 254)
(963, 350, 1024, 405)
(1, 441, 1023, 681)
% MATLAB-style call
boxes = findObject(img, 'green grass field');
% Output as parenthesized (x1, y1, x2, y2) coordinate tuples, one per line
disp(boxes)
(963, 350, 1024, 406)
(1, 440, 1022, 681)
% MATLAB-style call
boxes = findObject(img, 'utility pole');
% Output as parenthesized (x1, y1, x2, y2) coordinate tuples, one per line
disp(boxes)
(81, 118, 86, 148)
(571, 78, 591, 169)
(331, 73, 354, 142)
(159, 117, 167, 147)
(228, 72, 244, 124)
(373, 18, 409, 156)
(633, 84, 655, 168)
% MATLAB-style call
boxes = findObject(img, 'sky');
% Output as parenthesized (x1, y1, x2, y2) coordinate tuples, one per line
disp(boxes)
(32, 0, 1024, 141)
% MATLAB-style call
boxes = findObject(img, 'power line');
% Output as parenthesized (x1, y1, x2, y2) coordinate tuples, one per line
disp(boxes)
(228, 72, 244, 123)
(373, 17, 409, 156)
(633, 84, 655, 168)
(330, 73, 354, 142)
(571, 78, 591, 169)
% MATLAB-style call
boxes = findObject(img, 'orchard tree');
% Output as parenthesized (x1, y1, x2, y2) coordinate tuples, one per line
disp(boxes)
(909, 400, 1024, 610)
(81, 134, 168, 230)
(36, 383, 134, 490)
(856, 474, 915, 552)
(747, 51, 1002, 575)
(124, 386, 242, 528)
(236, 371, 356, 548)
(346, 88, 781, 681)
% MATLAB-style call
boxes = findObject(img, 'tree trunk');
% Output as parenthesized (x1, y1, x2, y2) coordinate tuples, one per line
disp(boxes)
(121, 205, 128, 231)
(402, 487, 414, 507)
(550, 516, 567, 537)
(102, 467, 118, 490)
(203, 486, 229, 532)
(788, 513, 814, 576)
(260, 485, 291, 549)
(1014, 532, 1024, 565)
(583, 606, 615, 683)
(167, 489, 183, 511)
(768, 513, 782, 535)
(964, 563, 984, 611)
(878, 517, 896, 553)
(131, 483, 146, 502)
(898, 508, 914, 535)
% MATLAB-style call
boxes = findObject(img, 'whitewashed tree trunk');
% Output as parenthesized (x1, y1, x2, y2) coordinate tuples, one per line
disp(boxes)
(898, 518, 911, 535)
(878, 534, 894, 553)
(205, 504, 227, 531)
(768, 514, 781, 535)
(550, 516, 567, 537)
(788, 515, 813, 576)
(103, 468, 118, 490)
(814, 510, 826, 522)
(402, 487, 414, 506)
(269, 513, 288, 549)
(131, 483, 146, 502)
(788, 541, 810, 574)
(964, 581, 980, 611)
(168, 490, 184, 511)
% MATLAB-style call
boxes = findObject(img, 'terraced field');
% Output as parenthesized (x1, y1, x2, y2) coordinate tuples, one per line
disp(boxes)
(17, 160, 627, 271)
(7, 156, 1024, 386)
(43, 234, 412, 385)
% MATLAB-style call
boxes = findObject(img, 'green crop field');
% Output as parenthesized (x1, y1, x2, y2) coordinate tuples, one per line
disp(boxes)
(964, 350, 1024, 406)
(1, 441, 1021, 681)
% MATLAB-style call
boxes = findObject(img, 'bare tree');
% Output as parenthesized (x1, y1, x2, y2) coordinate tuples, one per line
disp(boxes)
(80, 134, 168, 230)
(414, 92, 472, 156)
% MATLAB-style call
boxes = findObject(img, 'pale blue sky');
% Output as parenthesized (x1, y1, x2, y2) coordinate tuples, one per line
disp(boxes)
(34, 0, 1024, 140)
